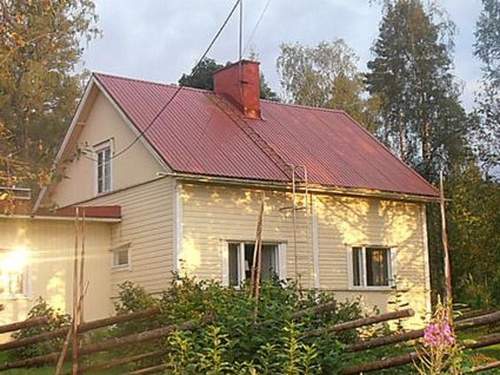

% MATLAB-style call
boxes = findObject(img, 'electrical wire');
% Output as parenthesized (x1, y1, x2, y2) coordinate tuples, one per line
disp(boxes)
(242, 0, 272, 57)
(109, 0, 242, 161)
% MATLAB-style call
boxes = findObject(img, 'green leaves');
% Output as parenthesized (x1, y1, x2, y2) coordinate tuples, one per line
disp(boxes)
(111, 276, 356, 374)
(276, 40, 380, 132)
(0, 0, 99, 191)
(366, 0, 465, 177)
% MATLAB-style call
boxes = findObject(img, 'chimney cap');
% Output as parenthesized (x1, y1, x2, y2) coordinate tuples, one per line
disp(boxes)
(213, 59, 260, 75)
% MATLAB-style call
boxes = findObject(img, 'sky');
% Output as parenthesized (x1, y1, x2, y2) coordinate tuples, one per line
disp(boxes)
(80, 0, 484, 110)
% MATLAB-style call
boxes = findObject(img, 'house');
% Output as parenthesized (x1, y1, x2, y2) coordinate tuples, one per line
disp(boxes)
(0, 60, 438, 328)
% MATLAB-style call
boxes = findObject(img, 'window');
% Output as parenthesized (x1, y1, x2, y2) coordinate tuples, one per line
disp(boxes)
(112, 244, 130, 269)
(0, 248, 29, 298)
(350, 246, 394, 288)
(226, 242, 284, 287)
(96, 144, 112, 194)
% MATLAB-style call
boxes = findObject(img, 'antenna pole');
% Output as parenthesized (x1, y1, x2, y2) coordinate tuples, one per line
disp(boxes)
(239, 0, 243, 60)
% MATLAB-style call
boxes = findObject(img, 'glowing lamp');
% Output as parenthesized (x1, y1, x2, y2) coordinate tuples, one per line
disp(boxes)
(2, 246, 30, 273)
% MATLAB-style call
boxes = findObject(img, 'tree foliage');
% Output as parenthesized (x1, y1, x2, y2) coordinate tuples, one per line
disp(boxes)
(470, 0, 500, 174)
(365, 0, 500, 307)
(366, 0, 467, 178)
(0, 0, 99, 190)
(178, 57, 279, 101)
(277, 40, 380, 132)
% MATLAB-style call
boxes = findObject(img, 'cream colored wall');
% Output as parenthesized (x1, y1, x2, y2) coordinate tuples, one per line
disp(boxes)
(0, 218, 112, 335)
(50, 90, 164, 208)
(180, 182, 430, 327)
(315, 195, 430, 325)
(85, 177, 175, 297)
(179, 183, 312, 284)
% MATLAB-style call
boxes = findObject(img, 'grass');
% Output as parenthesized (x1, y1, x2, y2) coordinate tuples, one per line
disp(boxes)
(0, 352, 127, 374)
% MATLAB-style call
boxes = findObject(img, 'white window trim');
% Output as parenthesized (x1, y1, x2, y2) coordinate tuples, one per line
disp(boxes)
(110, 243, 132, 271)
(222, 241, 287, 287)
(94, 139, 113, 196)
(346, 245, 396, 291)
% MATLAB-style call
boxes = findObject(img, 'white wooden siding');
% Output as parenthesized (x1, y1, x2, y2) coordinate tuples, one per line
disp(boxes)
(89, 177, 174, 296)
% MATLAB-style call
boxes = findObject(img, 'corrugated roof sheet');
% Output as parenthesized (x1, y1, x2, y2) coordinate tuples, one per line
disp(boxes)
(94, 73, 439, 198)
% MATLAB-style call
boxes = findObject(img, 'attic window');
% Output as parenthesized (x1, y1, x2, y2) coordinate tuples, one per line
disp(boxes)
(96, 142, 112, 194)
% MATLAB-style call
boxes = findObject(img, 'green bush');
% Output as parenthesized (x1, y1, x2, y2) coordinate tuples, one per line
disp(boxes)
(111, 275, 363, 373)
(11, 297, 70, 361)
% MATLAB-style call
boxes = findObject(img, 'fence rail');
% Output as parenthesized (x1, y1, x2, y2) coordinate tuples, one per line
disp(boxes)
(0, 305, 498, 374)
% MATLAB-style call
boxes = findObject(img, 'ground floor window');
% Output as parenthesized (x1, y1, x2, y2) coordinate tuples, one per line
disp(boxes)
(225, 242, 285, 287)
(0, 248, 29, 298)
(350, 246, 394, 288)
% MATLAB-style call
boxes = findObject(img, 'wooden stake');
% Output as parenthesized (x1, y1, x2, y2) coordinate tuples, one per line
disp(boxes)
(439, 170, 452, 301)
(78, 208, 86, 324)
(250, 192, 265, 300)
(72, 207, 80, 375)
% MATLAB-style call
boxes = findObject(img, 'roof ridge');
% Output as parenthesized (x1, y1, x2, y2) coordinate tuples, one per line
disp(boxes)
(92, 72, 214, 95)
(93, 72, 352, 116)
(260, 98, 347, 114)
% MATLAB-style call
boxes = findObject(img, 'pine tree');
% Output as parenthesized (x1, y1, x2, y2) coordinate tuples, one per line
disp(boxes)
(471, 0, 500, 174)
(366, 0, 467, 179)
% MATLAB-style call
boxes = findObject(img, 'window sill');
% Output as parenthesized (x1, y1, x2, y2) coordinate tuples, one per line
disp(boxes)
(111, 265, 131, 272)
(349, 286, 396, 292)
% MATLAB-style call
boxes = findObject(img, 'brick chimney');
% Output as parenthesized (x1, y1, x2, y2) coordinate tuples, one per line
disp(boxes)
(213, 60, 261, 119)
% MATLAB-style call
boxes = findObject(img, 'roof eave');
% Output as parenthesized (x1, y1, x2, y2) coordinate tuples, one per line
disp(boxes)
(164, 172, 440, 203)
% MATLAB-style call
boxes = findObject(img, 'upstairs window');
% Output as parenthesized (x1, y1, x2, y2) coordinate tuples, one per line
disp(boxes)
(350, 246, 394, 288)
(96, 143, 112, 194)
(226, 242, 285, 287)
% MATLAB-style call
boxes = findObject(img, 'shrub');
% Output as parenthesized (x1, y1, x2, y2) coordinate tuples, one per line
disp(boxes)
(111, 275, 363, 373)
(11, 297, 70, 361)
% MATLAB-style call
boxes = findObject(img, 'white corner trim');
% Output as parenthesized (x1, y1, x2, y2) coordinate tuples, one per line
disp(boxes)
(346, 245, 353, 290)
(221, 240, 229, 287)
(311, 196, 320, 289)
(173, 181, 183, 274)
(278, 243, 288, 281)
(421, 204, 432, 314)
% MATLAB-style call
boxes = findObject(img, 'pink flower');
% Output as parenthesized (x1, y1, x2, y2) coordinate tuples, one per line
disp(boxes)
(423, 321, 455, 348)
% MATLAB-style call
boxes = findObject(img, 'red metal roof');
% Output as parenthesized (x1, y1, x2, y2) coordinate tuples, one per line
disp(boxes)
(94, 73, 438, 198)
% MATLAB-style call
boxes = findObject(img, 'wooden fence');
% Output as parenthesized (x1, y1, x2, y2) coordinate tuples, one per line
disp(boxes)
(0, 304, 498, 374)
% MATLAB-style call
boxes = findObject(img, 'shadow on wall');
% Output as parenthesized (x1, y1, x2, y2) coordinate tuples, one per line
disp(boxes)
(178, 183, 428, 327)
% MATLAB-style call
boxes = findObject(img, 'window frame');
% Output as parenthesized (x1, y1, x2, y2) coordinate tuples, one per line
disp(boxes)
(94, 140, 113, 195)
(222, 241, 286, 287)
(111, 243, 131, 271)
(0, 248, 30, 300)
(347, 245, 396, 291)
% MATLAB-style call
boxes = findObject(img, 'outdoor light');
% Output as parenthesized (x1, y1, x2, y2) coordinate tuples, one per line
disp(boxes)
(2, 246, 30, 273)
